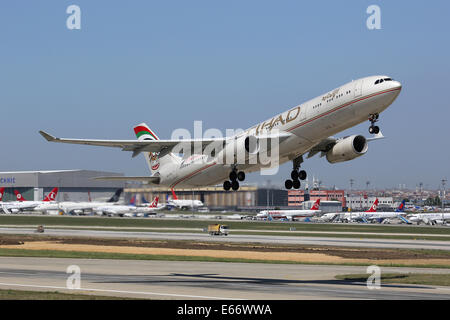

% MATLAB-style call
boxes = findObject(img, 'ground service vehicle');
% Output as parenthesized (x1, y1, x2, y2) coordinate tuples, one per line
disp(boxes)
(208, 224, 229, 236)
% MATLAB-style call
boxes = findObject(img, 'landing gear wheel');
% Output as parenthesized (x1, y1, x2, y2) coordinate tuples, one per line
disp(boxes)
(299, 170, 307, 180)
(229, 171, 237, 181)
(285, 179, 293, 189)
(291, 170, 299, 180)
(293, 179, 301, 189)
(223, 181, 231, 191)
(231, 180, 240, 191)
(368, 113, 380, 134)
(237, 171, 245, 182)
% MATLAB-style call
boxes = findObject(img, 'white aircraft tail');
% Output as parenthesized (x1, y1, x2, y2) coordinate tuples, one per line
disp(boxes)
(133, 123, 180, 175)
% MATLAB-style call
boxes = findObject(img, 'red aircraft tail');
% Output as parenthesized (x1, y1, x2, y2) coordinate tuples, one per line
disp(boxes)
(311, 199, 321, 210)
(14, 190, 26, 202)
(149, 196, 159, 208)
(366, 198, 378, 212)
(43, 187, 58, 202)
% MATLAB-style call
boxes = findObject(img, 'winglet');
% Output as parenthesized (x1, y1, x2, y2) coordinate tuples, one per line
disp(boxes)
(39, 131, 57, 142)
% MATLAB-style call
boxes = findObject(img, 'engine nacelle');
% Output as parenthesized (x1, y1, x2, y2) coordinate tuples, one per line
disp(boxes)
(217, 135, 259, 163)
(326, 135, 368, 164)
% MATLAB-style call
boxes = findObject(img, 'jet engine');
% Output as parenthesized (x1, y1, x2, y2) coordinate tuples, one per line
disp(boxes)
(218, 135, 260, 163)
(326, 135, 368, 164)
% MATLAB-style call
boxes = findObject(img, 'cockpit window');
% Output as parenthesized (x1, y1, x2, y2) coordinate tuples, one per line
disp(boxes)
(375, 80, 379, 85)
(379, 79, 384, 83)
(384, 78, 392, 81)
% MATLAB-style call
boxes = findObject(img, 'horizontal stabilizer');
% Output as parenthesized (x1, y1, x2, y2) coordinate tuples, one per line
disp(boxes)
(93, 176, 160, 184)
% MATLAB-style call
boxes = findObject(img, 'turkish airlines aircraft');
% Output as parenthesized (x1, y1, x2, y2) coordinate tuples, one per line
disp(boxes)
(39, 76, 401, 191)
(1, 188, 58, 213)
(33, 188, 123, 215)
(407, 213, 450, 225)
(167, 190, 204, 210)
(257, 199, 321, 220)
(95, 196, 161, 216)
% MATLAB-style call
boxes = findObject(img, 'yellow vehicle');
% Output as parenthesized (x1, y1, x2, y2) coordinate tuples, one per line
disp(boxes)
(207, 224, 229, 236)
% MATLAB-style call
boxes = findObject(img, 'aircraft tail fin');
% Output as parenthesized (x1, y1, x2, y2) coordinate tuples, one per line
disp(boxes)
(107, 188, 123, 203)
(0, 187, 4, 202)
(43, 187, 58, 202)
(311, 199, 320, 210)
(14, 190, 26, 202)
(171, 188, 179, 200)
(395, 200, 406, 212)
(149, 196, 159, 208)
(141, 194, 149, 204)
(133, 123, 180, 176)
(366, 198, 378, 212)
(129, 195, 136, 206)
(133, 123, 161, 175)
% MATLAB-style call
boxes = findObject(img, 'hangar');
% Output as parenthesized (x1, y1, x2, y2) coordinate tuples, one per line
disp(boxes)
(0, 170, 124, 202)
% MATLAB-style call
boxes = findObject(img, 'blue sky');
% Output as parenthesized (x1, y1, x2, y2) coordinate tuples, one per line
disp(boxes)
(0, 1, 449, 190)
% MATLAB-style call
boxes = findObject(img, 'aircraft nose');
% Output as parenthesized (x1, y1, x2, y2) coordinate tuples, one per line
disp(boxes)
(392, 80, 402, 91)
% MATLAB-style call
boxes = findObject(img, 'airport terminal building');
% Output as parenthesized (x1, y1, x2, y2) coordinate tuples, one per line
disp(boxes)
(0, 170, 125, 202)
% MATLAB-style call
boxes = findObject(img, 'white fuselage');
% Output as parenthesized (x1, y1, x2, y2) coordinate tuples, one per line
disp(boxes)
(408, 213, 450, 224)
(156, 75, 401, 188)
(257, 209, 321, 219)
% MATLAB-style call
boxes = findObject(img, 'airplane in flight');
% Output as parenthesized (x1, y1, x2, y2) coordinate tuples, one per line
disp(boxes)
(39, 75, 402, 191)
(0, 188, 58, 213)
(256, 199, 321, 220)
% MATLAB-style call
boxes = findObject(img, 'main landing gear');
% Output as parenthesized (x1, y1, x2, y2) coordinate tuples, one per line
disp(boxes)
(368, 113, 380, 134)
(223, 168, 245, 191)
(285, 157, 307, 189)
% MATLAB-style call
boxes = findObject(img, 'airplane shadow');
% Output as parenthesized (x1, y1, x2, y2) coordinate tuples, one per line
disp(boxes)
(94, 273, 431, 290)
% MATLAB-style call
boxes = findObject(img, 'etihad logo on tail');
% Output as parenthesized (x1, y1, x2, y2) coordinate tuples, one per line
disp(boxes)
(134, 123, 160, 171)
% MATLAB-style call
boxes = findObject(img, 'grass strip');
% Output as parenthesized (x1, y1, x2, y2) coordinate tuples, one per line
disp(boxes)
(1, 215, 449, 234)
(0, 288, 135, 300)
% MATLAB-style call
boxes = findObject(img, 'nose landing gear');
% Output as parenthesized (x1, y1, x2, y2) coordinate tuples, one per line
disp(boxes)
(368, 113, 380, 134)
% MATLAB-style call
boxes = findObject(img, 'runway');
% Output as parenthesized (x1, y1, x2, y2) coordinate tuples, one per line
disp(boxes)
(1, 227, 449, 250)
(0, 257, 449, 299)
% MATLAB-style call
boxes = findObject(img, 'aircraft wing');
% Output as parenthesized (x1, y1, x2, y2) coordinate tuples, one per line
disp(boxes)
(39, 130, 293, 158)
(39, 131, 225, 158)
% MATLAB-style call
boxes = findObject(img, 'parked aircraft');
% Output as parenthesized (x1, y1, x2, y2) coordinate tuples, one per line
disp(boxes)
(0, 188, 58, 213)
(33, 189, 123, 215)
(407, 213, 450, 225)
(257, 199, 321, 220)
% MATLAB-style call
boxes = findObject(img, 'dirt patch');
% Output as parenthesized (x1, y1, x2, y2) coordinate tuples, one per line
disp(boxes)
(1, 240, 450, 267)
(0, 234, 449, 261)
